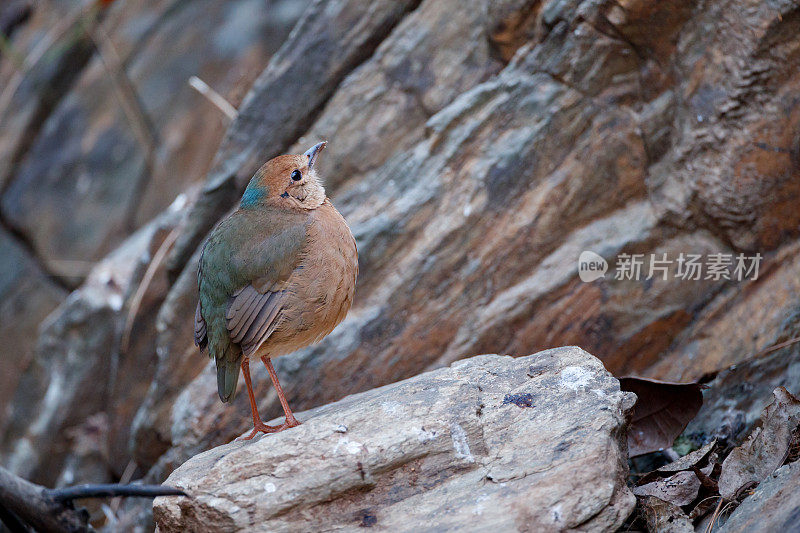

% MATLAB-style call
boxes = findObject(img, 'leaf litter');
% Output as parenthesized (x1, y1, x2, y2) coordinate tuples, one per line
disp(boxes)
(626, 386, 800, 530)
(620, 377, 704, 458)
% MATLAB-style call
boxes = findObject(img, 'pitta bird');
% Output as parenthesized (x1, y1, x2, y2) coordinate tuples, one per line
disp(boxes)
(194, 142, 357, 439)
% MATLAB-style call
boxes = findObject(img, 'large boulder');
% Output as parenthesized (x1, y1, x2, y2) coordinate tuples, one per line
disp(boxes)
(154, 347, 636, 532)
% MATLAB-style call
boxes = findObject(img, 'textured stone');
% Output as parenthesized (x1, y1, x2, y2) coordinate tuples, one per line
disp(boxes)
(0, 231, 65, 435)
(0, 203, 185, 486)
(718, 460, 800, 533)
(0, 0, 306, 280)
(154, 348, 636, 532)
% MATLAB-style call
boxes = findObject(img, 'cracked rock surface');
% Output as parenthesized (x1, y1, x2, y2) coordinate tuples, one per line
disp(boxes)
(153, 347, 636, 531)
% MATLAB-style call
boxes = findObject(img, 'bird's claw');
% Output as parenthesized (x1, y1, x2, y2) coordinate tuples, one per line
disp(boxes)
(242, 422, 282, 440)
(242, 418, 301, 440)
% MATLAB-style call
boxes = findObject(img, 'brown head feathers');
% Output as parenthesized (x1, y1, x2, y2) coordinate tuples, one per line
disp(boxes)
(241, 142, 327, 210)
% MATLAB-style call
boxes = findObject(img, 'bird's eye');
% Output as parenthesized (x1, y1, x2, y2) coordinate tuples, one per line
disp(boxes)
(290, 169, 302, 181)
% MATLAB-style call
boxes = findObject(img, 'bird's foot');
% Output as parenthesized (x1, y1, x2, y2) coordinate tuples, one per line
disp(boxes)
(242, 421, 283, 440)
(242, 418, 301, 440)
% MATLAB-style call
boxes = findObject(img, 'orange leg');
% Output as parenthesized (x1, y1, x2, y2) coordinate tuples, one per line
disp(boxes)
(261, 356, 301, 428)
(241, 358, 282, 440)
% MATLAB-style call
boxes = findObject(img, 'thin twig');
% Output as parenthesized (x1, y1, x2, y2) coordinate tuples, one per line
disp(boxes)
(693, 495, 722, 513)
(121, 228, 180, 353)
(188, 75, 238, 120)
(719, 500, 737, 521)
(747, 336, 800, 359)
(108, 459, 137, 515)
(88, 25, 157, 158)
(0, 466, 185, 533)
(704, 498, 724, 533)
(0, 465, 90, 533)
(100, 502, 117, 527)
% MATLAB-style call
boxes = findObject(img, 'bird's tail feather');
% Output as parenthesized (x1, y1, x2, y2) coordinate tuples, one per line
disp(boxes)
(216, 344, 242, 403)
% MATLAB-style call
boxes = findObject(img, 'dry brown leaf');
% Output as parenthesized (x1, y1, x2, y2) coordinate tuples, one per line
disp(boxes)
(639, 496, 694, 533)
(718, 386, 800, 500)
(691, 465, 718, 492)
(688, 494, 719, 521)
(637, 440, 717, 487)
(657, 439, 717, 473)
(620, 377, 704, 457)
(633, 470, 701, 506)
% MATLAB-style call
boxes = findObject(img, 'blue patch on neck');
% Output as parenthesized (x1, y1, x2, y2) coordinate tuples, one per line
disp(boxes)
(240, 183, 268, 208)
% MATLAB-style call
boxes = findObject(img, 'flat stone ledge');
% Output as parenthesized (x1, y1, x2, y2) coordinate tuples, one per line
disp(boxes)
(154, 347, 636, 532)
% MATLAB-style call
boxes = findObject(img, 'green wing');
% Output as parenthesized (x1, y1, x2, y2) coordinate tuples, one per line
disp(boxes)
(196, 209, 307, 402)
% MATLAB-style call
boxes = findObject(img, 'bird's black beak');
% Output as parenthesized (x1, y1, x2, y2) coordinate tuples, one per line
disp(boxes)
(304, 141, 326, 169)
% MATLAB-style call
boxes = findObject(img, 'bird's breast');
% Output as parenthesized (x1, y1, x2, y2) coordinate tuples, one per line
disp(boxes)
(259, 200, 357, 356)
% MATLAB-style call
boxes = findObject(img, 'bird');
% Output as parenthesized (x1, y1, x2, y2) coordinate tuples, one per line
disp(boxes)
(194, 142, 357, 439)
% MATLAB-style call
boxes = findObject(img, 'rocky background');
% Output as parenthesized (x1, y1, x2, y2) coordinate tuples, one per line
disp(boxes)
(1, 0, 799, 530)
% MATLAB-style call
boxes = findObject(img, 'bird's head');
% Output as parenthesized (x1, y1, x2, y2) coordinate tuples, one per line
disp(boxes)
(241, 141, 327, 210)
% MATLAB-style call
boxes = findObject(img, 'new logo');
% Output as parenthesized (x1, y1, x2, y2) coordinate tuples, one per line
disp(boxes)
(578, 251, 608, 282)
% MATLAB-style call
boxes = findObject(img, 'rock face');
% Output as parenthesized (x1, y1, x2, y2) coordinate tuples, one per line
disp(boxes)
(0, 205, 186, 486)
(0, 230, 65, 435)
(717, 460, 800, 533)
(1, 0, 306, 280)
(1, 0, 800, 526)
(154, 348, 636, 532)
(0, 0, 308, 485)
(135, 0, 800, 478)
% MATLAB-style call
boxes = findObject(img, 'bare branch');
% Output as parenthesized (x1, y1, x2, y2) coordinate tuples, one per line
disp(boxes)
(48, 484, 185, 502)
(0, 466, 89, 533)
(120, 228, 180, 353)
(0, 466, 185, 533)
(88, 24, 159, 232)
(188, 76, 238, 120)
